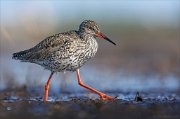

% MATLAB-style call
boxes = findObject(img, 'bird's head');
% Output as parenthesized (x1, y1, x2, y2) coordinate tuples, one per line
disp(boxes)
(79, 20, 116, 45)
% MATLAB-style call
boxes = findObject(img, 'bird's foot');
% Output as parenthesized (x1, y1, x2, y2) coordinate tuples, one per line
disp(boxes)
(99, 93, 117, 101)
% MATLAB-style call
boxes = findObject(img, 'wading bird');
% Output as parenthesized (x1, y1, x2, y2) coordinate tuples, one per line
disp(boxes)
(13, 20, 116, 101)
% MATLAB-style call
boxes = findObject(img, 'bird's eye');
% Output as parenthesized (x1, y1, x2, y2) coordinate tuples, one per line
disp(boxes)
(89, 27, 94, 31)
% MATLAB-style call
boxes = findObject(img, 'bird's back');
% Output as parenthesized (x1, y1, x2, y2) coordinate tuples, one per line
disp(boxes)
(12, 30, 80, 62)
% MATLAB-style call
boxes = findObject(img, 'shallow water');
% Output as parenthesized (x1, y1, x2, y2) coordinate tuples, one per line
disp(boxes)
(1, 92, 180, 103)
(0, 91, 180, 119)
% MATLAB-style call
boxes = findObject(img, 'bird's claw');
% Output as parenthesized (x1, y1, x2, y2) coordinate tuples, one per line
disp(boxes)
(99, 94, 117, 101)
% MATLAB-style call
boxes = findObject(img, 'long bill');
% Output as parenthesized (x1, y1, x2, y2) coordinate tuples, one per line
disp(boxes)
(96, 32, 116, 45)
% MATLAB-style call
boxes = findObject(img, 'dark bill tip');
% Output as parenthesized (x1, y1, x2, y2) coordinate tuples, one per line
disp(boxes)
(104, 37, 116, 45)
(96, 32, 116, 45)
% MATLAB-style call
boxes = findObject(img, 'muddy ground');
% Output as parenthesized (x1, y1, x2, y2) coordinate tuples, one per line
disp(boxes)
(0, 89, 180, 119)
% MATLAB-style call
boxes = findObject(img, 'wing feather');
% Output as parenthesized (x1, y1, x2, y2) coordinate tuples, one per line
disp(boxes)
(12, 31, 79, 62)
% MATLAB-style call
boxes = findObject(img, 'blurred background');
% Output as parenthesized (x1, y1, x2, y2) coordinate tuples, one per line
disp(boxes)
(0, 0, 180, 96)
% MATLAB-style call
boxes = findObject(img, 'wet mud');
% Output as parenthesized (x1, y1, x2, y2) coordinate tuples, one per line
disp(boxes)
(0, 89, 180, 119)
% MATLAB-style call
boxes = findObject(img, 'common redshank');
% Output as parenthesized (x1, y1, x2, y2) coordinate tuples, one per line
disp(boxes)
(12, 20, 116, 101)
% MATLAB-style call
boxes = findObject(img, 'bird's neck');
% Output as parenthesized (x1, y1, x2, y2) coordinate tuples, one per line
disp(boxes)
(79, 32, 95, 41)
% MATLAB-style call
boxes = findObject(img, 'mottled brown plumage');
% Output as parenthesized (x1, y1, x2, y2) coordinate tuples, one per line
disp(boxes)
(12, 20, 116, 101)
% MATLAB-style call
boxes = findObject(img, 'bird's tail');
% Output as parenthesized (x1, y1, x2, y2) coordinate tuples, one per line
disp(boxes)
(12, 49, 31, 61)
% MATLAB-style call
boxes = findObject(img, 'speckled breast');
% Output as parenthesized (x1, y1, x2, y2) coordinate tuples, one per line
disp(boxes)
(47, 37, 98, 72)
(66, 37, 98, 71)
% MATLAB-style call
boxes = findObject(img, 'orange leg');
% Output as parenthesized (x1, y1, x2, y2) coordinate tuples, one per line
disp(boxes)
(44, 72, 54, 102)
(76, 69, 116, 100)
